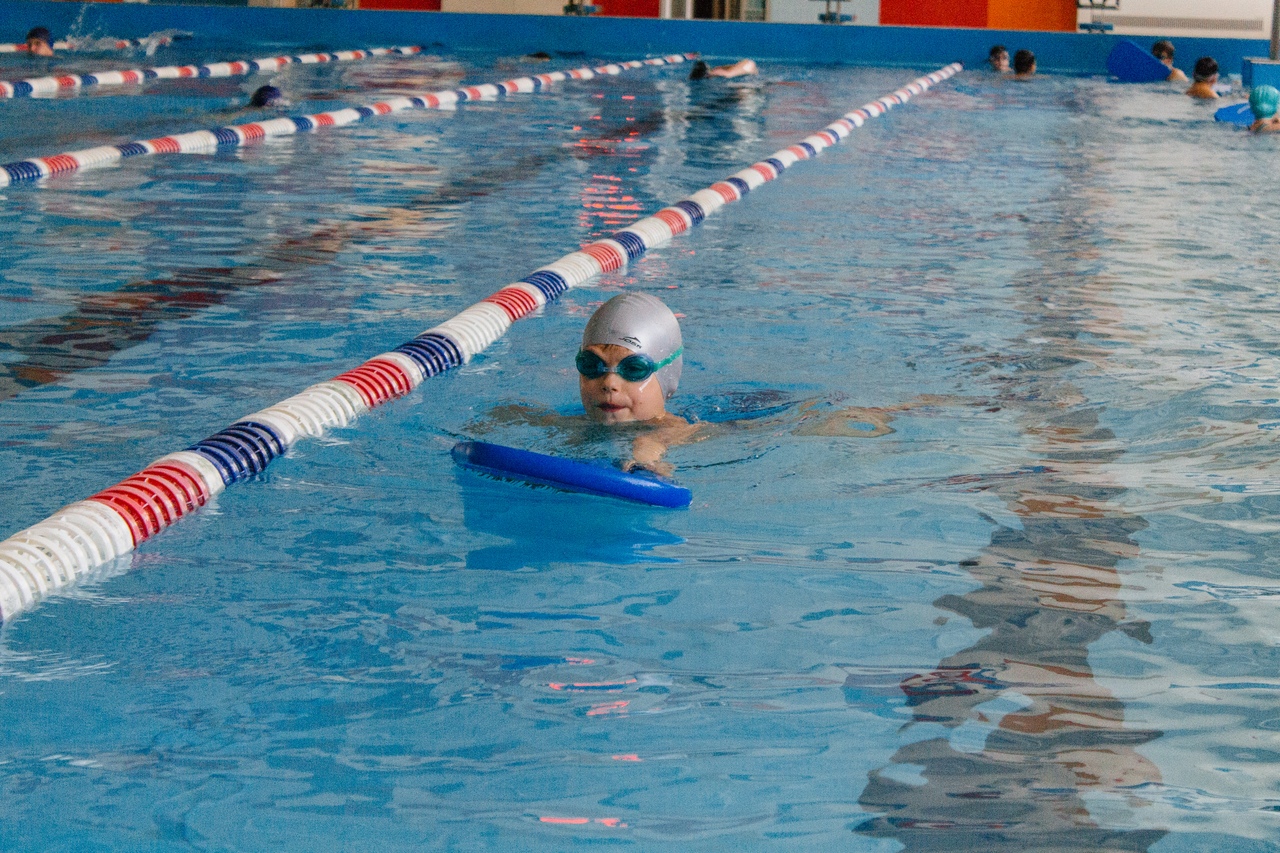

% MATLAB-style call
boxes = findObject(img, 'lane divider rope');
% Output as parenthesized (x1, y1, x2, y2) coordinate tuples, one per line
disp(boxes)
(0, 53, 696, 187)
(0, 35, 178, 54)
(0, 61, 962, 620)
(0, 45, 423, 99)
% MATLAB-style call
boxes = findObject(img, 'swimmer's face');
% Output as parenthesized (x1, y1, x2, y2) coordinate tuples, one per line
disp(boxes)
(578, 343, 667, 424)
(26, 37, 52, 57)
(990, 52, 1009, 72)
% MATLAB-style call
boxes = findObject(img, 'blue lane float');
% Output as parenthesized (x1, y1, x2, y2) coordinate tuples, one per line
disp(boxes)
(452, 441, 693, 508)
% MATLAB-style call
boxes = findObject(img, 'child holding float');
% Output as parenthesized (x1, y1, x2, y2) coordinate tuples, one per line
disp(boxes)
(462, 290, 899, 493)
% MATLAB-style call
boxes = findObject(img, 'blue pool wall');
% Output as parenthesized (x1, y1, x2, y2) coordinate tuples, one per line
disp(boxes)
(0, 0, 1272, 78)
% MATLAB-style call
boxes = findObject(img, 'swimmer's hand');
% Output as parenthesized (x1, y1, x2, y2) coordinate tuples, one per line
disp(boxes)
(624, 431, 675, 477)
(618, 415, 701, 477)
(620, 457, 675, 478)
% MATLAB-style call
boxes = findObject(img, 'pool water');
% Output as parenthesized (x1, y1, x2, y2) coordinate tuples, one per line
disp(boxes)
(2, 41, 1280, 851)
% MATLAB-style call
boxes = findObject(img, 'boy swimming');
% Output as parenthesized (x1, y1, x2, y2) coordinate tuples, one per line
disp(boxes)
(576, 292, 698, 473)
(1152, 40, 1187, 83)
(1248, 84, 1280, 132)
(1012, 49, 1036, 79)
(249, 85, 287, 108)
(1186, 57, 1220, 99)
(688, 59, 758, 80)
(24, 27, 53, 57)
(577, 292, 681, 424)
(988, 45, 1009, 74)
(470, 290, 898, 477)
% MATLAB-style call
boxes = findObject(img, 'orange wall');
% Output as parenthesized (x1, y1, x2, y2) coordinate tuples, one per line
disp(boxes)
(986, 0, 1075, 31)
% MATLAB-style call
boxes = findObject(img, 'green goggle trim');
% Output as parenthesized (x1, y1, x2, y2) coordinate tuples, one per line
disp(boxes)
(575, 346, 683, 383)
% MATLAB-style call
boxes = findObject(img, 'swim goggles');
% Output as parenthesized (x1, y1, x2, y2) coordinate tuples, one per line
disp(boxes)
(575, 347, 682, 383)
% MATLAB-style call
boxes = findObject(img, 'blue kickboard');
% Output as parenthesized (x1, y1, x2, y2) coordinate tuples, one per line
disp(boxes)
(1215, 102, 1254, 126)
(452, 440, 693, 507)
(1107, 40, 1172, 83)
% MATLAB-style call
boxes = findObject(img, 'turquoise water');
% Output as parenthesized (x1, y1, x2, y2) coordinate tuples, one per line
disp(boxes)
(2, 42, 1280, 850)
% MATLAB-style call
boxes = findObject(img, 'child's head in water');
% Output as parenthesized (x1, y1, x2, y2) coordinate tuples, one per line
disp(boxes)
(577, 292, 682, 425)
(1013, 49, 1035, 77)
(988, 45, 1009, 73)
(249, 85, 286, 107)
(24, 27, 52, 57)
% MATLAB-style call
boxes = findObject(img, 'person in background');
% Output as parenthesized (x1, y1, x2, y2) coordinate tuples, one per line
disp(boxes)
(689, 59, 758, 80)
(1152, 40, 1187, 82)
(988, 45, 1010, 73)
(1187, 57, 1220, 99)
(248, 85, 288, 108)
(24, 27, 53, 57)
(1013, 49, 1036, 79)
(1249, 84, 1280, 132)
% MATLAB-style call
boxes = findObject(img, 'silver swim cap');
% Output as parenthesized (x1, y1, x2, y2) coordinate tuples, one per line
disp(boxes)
(582, 292, 683, 399)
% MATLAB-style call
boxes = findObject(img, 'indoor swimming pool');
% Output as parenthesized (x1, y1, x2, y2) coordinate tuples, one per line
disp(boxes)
(1, 32, 1279, 851)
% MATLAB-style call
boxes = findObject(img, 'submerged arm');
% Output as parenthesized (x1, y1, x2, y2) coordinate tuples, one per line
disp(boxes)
(623, 416, 704, 477)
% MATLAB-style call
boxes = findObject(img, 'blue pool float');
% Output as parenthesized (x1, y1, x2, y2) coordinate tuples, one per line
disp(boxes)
(451, 440, 693, 508)
(1219, 84, 1280, 127)
(1215, 102, 1255, 126)
(1106, 40, 1173, 83)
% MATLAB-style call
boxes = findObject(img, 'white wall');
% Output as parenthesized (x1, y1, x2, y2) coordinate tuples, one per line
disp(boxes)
(1079, 0, 1273, 39)
(766, 0, 875, 25)
(441, 0, 565, 12)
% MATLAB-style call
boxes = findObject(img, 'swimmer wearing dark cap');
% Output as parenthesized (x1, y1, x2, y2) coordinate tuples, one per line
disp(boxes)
(249, 85, 287, 108)
(24, 27, 53, 57)
(1187, 57, 1219, 99)
(988, 45, 1009, 73)
(689, 59, 758, 80)
(1013, 49, 1035, 79)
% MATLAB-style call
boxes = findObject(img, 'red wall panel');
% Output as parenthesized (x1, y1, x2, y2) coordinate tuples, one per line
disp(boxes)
(598, 0, 660, 17)
(879, 0, 986, 28)
(357, 0, 443, 10)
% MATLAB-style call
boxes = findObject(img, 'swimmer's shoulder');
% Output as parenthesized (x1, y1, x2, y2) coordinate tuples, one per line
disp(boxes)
(648, 411, 700, 436)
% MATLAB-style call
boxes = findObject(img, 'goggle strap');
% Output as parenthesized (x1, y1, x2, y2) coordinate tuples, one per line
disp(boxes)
(650, 346, 683, 371)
